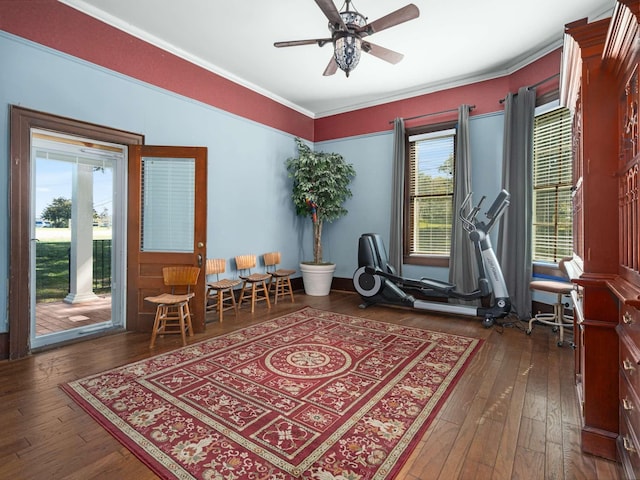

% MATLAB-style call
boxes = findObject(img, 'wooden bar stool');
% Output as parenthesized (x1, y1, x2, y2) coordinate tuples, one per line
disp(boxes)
(263, 251, 295, 304)
(205, 258, 241, 323)
(235, 254, 271, 313)
(145, 265, 200, 348)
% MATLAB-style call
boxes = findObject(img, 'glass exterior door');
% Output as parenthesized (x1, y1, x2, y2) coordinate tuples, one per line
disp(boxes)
(30, 131, 125, 349)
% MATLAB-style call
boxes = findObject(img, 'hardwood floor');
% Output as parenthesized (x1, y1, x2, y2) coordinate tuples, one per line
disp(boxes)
(0, 291, 622, 479)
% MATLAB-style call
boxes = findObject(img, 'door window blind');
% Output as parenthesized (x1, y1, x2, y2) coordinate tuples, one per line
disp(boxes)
(141, 157, 195, 252)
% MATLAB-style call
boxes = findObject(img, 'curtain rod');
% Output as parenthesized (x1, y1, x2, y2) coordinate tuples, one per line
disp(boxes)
(499, 73, 560, 104)
(388, 104, 475, 124)
(530, 72, 560, 89)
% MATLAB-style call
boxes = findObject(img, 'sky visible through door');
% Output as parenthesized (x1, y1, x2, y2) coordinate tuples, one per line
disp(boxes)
(35, 157, 113, 226)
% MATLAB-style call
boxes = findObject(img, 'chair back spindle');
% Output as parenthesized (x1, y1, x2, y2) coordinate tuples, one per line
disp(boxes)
(263, 251, 295, 304)
(205, 258, 240, 323)
(234, 254, 271, 313)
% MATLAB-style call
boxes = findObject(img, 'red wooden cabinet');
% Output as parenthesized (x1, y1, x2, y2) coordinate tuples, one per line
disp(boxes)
(562, 1, 640, 468)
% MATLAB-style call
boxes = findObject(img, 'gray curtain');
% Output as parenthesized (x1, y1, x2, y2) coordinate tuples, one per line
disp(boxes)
(448, 105, 476, 302)
(389, 117, 404, 274)
(498, 87, 536, 320)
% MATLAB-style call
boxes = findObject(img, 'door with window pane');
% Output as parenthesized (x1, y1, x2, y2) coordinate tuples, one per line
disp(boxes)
(127, 145, 208, 334)
(30, 131, 125, 349)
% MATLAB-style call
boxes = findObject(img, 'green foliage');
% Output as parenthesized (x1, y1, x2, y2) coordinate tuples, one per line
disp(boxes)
(415, 153, 454, 196)
(35, 242, 70, 302)
(36, 240, 112, 302)
(285, 138, 356, 264)
(41, 197, 72, 228)
(96, 207, 110, 225)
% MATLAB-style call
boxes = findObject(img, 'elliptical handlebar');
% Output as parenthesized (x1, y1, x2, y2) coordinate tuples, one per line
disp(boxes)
(458, 190, 510, 235)
(459, 193, 483, 233)
(483, 190, 510, 233)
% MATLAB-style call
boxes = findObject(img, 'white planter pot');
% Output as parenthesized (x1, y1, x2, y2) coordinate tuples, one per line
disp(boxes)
(300, 263, 336, 296)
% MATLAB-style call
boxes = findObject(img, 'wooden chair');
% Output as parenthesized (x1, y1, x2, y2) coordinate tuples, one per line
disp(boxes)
(205, 258, 241, 323)
(145, 265, 200, 348)
(235, 254, 271, 313)
(263, 251, 295, 304)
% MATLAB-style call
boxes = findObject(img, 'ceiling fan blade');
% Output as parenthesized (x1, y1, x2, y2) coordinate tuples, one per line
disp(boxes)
(314, 0, 346, 30)
(360, 4, 420, 36)
(323, 57, 338, 76)
(362, 42, 404, 64)
(274, 38, 332, 48)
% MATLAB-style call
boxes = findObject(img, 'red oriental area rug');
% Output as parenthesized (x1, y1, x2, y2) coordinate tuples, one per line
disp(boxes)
(62, 307, 482, 479)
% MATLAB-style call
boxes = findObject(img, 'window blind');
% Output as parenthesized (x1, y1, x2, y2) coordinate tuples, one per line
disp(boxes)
(532, 107, 573, 262)
(141, 157, 195, 252)
(408, 132, 455, 255)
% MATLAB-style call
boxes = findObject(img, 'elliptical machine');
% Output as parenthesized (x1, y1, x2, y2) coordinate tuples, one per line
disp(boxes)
(353, 190, 511, 327)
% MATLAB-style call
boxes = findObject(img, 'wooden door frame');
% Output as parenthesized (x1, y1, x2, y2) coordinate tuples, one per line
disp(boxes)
(8, 106, 144, 360)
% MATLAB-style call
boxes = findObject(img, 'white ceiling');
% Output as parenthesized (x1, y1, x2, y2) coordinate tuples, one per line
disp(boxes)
(60, 0, 614, 118)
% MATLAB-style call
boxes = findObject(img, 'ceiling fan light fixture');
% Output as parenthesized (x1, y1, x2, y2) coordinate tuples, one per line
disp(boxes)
(331, 6, 367, 77)
(274, 1, 420, 78)
(338, 8, 367, 29)
(333, 33, 361, 77)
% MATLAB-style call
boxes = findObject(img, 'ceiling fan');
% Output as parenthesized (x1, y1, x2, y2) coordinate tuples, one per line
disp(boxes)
(274, 0, 420, 77)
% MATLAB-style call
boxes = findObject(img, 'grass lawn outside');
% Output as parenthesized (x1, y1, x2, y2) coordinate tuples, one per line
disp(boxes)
(35, 227, 113, 303)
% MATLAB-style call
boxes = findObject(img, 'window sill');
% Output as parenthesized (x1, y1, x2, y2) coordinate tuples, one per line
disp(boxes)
(404, 254, 449, 268)
(533, 261, 565, 280)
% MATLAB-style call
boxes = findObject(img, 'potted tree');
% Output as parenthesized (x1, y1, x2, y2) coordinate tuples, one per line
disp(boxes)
(286, 137, 356, 295)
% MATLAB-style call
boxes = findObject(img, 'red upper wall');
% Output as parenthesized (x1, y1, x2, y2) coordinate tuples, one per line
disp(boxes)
(314, 49, 562, 142)
(1, 0, 561, 143)
(0, 0, 314, 140)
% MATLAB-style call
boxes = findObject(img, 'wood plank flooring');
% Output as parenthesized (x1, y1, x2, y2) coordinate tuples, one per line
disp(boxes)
(0, 291, 623, 479)
(35, 295, 112, 336)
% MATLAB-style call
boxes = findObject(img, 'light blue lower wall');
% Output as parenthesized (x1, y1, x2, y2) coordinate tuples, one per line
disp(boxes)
(0, 33, 303, 333)
(314, 133, 394, 280)
(317, 111, 505, 283)
(0, 32, 509, 334)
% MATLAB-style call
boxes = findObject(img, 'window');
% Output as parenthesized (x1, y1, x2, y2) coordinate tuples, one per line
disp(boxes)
(405, 123, 456, 266)
(532, 106, 573, 263)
